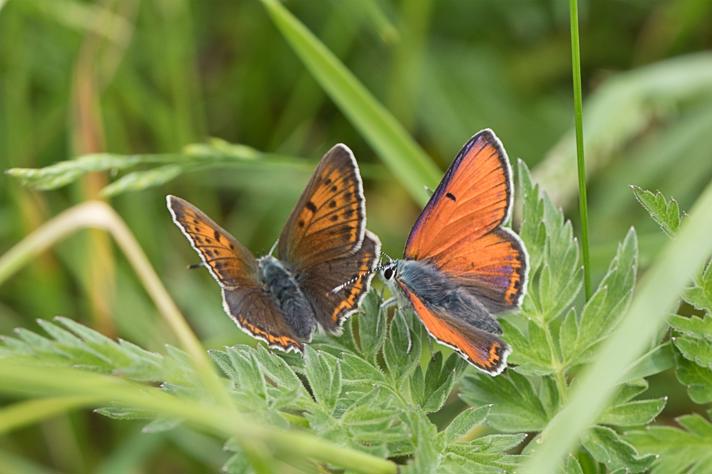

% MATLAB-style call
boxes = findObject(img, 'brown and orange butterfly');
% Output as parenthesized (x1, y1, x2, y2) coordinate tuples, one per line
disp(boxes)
(381, 129, 527, 375)
(167, 144, 380, 352)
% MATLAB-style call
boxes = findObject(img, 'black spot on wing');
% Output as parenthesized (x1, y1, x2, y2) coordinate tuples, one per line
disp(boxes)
(306, 201, 317, 213)
(446, 192, 457, 202)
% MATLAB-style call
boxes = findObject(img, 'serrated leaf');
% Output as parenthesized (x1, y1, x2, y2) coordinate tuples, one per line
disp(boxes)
(631, 186, 683, 237)
(600, 398, 666, 427)
(422, 353, 466, 413)
(626, 413, 712, 473)
(684, 262, 712, 312)
(383, 313, 420, 379)
(565, 229, 638, 367)
(304, 347, 341, 412)
(442, 406, 491, 444)
(356, 292, 388, 360)
(467, 433, 526, 452)
(583, 426, 656, 473)
(669, 314, 712, 342)
(674, 352, 712, 404)
(461, 371, 548, 432)
(502, 319, 554, 375)
(673, 336, 712, 368)
(517, 162, 581, 325)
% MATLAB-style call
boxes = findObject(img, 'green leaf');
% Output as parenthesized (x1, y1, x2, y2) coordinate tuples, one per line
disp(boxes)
(517, 161, 581, 325)
(599, 398, 666, 427)
(383, 313, 421, 380)
(669, 314, 712, 343)
(673, 336, 712, 369)
(356, 292, 388, 361)
(627, 413, 712, 473)
(582, 426, 656, 473)
(564, 229, 638, 367)
(502, 319, 554, 375)
(674, 352, 712, 404)
(631, 185, 683, 237)
(304, 347, 341, 413)
(441, 406, 491, 445)
(685, 262, 712, 312)
(258, 0, 440, 204)
(461, 371, 548, 432)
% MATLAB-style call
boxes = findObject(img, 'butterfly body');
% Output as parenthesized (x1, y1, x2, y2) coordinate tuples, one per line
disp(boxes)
(257, 256, 316, 340)
(382, 129, 528, 375)
(168, 143, 380, 353)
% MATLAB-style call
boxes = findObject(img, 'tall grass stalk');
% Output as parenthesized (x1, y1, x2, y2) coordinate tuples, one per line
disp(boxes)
(569, 0, 592, 299)
(521, 180, 712, 473)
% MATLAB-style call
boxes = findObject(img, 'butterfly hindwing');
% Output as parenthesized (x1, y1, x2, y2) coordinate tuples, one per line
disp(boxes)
(277, 144, 365, 269)
(405, 129, 512, 260)
(222, 287, 302, 352)
(167, 195, 259, 289)
(400, 284, 510, 375)
(298, 231, 381, 333)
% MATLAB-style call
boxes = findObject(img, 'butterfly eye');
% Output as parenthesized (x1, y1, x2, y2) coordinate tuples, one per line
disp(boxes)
(383, 267, 395, 280)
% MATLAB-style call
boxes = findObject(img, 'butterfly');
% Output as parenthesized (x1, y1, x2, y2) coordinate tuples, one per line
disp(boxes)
(380, 129, 528, 375)
(167, 144, 381, 353)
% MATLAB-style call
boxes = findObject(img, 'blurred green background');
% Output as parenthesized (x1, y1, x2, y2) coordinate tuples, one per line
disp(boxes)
(1, 0, 711, 472)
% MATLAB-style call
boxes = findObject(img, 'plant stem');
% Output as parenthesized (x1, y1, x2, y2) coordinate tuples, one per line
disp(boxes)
(569, 0, 592, 300)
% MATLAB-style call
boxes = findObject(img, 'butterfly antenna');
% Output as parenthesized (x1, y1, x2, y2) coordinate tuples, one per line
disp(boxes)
(268, 239, 279, 256)
(330, 261, 392, 294)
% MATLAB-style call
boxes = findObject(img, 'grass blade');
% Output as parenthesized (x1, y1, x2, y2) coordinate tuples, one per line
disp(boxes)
(568, 0, 592, 299)
(259, 0, 440, 204)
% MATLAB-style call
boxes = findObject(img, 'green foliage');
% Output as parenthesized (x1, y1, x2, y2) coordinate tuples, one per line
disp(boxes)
(461, 163, 667, 473)
(626, 412, 712, 473)
(633, 186, 712, 399)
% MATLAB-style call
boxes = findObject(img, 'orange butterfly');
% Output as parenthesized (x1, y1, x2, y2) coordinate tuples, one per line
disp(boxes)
(167, 144, 380, 352)
(381, 129, 528, 375)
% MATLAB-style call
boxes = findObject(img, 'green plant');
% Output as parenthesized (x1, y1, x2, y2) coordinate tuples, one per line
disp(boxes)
(7, 162, 712, 472)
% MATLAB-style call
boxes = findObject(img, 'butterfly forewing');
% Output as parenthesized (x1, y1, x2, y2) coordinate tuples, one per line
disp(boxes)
(298, 231, 381, 333)
(277, 144, 366, 268)
(167, 195, 259, 289)
(403, 129, 527, 312)
(405, 129, 512, 260)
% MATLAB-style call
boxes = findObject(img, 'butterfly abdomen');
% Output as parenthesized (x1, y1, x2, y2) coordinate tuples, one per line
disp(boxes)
(258, 256, 316, 341)
(397, 260, 502, 335)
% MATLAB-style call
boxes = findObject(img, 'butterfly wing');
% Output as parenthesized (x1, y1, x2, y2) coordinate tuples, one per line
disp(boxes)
(399, 283, 510, 375)
(404, 129, 527, 312)
(297, 231, 381, 333)
(167, 195, 301, 351)
(167, 195, 259, 289)
(222, 287, 302, 352)
(277, 144, 366, 268)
